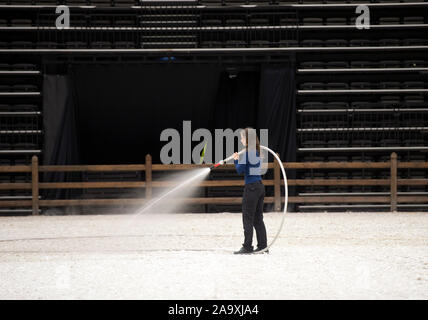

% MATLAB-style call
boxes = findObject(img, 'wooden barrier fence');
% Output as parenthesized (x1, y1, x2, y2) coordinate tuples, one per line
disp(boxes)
(0, 153, 428, 215)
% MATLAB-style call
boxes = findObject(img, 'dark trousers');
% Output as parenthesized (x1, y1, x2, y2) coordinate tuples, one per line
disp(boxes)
(242, 181, 267, 250)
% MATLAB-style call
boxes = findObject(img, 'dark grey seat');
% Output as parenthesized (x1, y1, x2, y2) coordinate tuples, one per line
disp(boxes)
(404, 139, 425, 146)
(300, 102, 325, 109)
(65, 41, 87, 48)
(301, 39, 324, 47)
(36, 42, 58, 48)
(0, 143, 12, 150)
(379, 82, 401, 89)
(403, 60, 425, 67)
(279, 17, 298, 26)
(326, 82, 348, 89)
(325, 17, 347, 25)
(301, 140, 326, 147)
(12, 84, 38, 92)
(403, 16, 424, 24)
(250, 40, 270, 47)
(278, 40, 299, 47)
(302, 18, 323, 25)
(349, 39, 371, 47)
(325, 61, 349, 68)
(114, 19, 136, 27)
(402, 81, 424, 89)
(114, 41, 135, 48)
(351, 140, 372, 147)
(12, 63, 36, 70)
(13, 104, 38, 111)
(351, 82, 371, 89)
(379, 39, 401, 46)
(224, 40, 246, 47)
(249, 18, 269, 25)
(351, 101, 373, 109)
(299, 82, 324, 90)
(379, 139, 400, 147)
(300, 61, 325, 68)
(0, 104, 10, 111)
(91, 41, 112, 49)
(327, 140, 348, 147)
(10, 41, 34, 48)
(378, 60, 401, 68)
(324, 39, 348, 47)
(403, 39, 426, 46)
(350, 61, 377, 68)
(200, 41, 222, 48)
(404, 95, 426, 107)
(0, 85, 11, 92)
(225, 19, 245, 26)
(10, 19, 33, 26)
(201, 19, 222, 26)
(378, 17, 400, 25)
(325, 102, 349, 109)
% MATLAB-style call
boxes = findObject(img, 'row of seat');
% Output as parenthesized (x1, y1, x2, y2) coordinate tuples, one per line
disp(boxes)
(299, 81, 427, 89)
(6, 39, 425, 49)
(299, 60, 426, 68)
(299, 119, 427, 127)
(1, 17, 425, 27)
(0, 157, 36, 165)
(300, 154, 427, 161)
(0, 0, 425, 5)
(298, 171, 428, 178)
(0, 84, 39, 92)
(298, 39, 427, 46)
(299, 101, 428, 109)
(300, 16, 425, 25)
(0, 63, 38, 71)
(0, 0, 135, 5)
(201, 39, 428, 47)
(0, 104, 39, 111)
(300, 138, 425, 147)
(0, 122, 40, 129)
(0, 142, 40, 149)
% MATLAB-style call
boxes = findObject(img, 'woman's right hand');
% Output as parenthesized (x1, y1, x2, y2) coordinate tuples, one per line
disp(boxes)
(233, 152, 239, 160)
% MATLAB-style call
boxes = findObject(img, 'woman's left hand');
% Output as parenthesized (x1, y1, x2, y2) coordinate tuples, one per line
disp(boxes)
(233, 152, 239, 160)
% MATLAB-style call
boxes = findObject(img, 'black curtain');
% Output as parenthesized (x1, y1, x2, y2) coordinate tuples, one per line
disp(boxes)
(213, 71, 260, 130)
(257, 63, 297, 205)
(71, 64, 222, 164)
(42, 74, 81, 200)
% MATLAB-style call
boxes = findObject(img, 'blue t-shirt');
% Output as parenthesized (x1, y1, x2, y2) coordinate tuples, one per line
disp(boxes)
(234, 150, 262, 185)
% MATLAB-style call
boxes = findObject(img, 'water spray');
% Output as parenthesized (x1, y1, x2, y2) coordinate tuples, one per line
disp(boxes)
(210, 146, 288, 254)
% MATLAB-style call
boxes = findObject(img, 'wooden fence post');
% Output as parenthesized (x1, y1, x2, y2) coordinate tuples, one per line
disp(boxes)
(31, 155, 39, 215)
(390, 152, 398, 212)
(145, 154, 152, 200)
(274, 153, 281, 212)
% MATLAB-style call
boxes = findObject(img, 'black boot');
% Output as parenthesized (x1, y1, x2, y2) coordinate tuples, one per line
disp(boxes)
(253, 247, 269, 254)
(233, 246, 253, 254)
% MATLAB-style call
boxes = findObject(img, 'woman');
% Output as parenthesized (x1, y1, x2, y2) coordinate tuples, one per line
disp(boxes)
(233, 128, 268, 254)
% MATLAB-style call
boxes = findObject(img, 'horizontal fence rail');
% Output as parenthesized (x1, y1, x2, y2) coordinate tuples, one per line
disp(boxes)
(0, 153, 428, 215)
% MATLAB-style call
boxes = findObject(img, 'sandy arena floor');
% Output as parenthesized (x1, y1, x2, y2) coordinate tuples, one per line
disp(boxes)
(0, 211, 427, 299)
